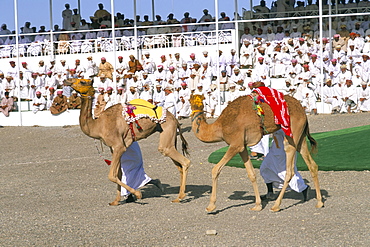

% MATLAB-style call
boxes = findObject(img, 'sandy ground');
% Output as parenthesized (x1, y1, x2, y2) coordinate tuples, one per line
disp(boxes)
(0, 113, 369, 246)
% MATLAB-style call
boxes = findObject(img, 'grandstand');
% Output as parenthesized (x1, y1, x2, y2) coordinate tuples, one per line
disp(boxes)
(0, 0, 369, 126)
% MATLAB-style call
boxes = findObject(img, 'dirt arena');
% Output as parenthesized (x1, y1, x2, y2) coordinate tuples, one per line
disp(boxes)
(1, 113, 369, 246)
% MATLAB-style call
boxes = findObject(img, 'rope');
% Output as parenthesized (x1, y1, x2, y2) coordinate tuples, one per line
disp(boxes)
(94, 139, 111, 165)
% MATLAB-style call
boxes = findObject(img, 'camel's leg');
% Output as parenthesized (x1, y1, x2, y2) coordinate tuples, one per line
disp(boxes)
(108, 147, 142, 206)
(207, 145, 242, 212)
(239, 148, 262, 211)
(158, 146, 191, 203)
(112, 167, 123, 205)
(271, 138, 296, 212)
(299, 140, 324, 208)
(158, 122, 191, 203)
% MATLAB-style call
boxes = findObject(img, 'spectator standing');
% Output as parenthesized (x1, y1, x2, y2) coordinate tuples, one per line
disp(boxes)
(62, 3, 73, 31)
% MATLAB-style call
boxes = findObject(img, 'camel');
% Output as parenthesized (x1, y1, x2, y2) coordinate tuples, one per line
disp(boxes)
(65, 78, 191, 205)
(189, 93, 324, 212)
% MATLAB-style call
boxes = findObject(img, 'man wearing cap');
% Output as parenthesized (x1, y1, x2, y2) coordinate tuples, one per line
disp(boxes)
(338, 64, 352, 85)
(225, 49, 240, 77)
(285, 59, 303, 85)
(358, 81, 370, 112)
(139, 82, 153, 104)
(163, 85, 177, 117)
(240, 40, 254, 69)
(116, 56, 127, 78)
(333, 45, 347, 64)
(225, 83, 240, 105)
(199, 63, 213, 91)
(199, 51, 213, 68)
(153, 84, 165, 107)
(333, 34, 346, 52)
(229, 68, 245, 89)
(353, 54, 370, 85)
(188, 63, 201, 91)
(178, 63, 191, 85)
(187, 53, 200, 70)
(322, 79, 341, 114)
(165, 66, 180, 89)
(103, 87, 116, 110)
(73, 59, 85, 78)
(170, 53, 184, 70)
(141, 52, 156, 74)
(153, 65, 167, 87)
(32, 91, 46, 114)
(97, 57, 114, 80)
(45, 71, 57, 92)
(327, 58, 341, 85)
(17, 71, 29, 100)
(342, 79, 358, 113)
(7, 61, 18, 79)
(85, 56, 98, 79)
(50, 90, 68, 115)
(67, 90, 81, 109)
(0, 92, 14, 117)
(93, 87, 106, 118)
(346, 44, 361, 70)
(253, 57, 270, 85)
(46, 87, 56, 110)
(57, 60, 69, 78)
(126, 86, 139, 103)
(127, 55, 141, 74)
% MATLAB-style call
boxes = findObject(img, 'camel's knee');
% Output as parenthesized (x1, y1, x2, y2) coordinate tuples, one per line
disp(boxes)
(108, 174, 118, 183)
(247, 173, 257, 183)
(158, 146, 170, 156)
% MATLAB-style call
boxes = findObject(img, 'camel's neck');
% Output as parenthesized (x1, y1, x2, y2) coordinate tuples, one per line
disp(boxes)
(79, 96, 100, 139)
(191, 111, 223, 143)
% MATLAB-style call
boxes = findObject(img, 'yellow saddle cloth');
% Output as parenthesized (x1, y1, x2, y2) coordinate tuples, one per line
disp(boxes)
(123, 99, 166, 124)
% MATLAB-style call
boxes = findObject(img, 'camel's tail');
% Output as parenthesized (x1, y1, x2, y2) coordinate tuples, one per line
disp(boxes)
(176, 121, 190, 157)
(305, 122, 318, 154)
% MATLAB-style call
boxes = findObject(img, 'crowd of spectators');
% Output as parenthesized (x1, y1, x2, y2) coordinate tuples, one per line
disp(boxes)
(0, 2, 370, 118)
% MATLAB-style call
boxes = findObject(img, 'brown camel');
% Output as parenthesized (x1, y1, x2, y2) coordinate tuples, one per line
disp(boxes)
(189, 93, 324, 212)
(65, 78, 191, 205)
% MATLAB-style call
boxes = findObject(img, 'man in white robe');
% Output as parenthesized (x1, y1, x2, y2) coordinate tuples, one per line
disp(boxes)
(260, 129, 309, 200)
(358, 82, 370, 112)
(119, 142, 163, 200)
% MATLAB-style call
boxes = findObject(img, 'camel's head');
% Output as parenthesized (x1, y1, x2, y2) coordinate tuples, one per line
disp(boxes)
(189, 94, 205, 114)
(64, 78, 95, 97)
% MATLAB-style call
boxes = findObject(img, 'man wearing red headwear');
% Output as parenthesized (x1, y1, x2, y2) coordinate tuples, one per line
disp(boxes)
(97, 57, 114, 80)
(50, 90, 68, 115)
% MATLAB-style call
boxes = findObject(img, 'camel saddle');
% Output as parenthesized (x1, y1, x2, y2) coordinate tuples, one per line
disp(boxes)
(123, 99, 166, 124)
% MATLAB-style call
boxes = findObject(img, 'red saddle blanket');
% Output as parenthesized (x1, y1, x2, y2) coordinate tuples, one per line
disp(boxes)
(253, 86, 293, 137)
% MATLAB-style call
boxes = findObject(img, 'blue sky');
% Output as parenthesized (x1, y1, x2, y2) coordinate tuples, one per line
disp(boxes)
(1, 0, 263, 32)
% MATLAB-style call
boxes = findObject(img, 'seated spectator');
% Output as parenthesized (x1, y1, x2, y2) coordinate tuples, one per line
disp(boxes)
(32, 91, 46, 114)
(68, 91, 81, 109)
(94, 87, 106, 118)
(50, 90, 68, 115)
(358, 82, 370, 112)
(0, 92, 14, 117)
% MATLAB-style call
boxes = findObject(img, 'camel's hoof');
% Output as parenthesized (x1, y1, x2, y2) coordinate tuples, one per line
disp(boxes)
(206, 205, 216, 212)
(270, 206, 280, 212)
(171, 198, 180, 203)
(316, 201, 324, 208)
(250, 205, 262, 211)
(109, 201, 119, 206)
(133, 190, 142, 200)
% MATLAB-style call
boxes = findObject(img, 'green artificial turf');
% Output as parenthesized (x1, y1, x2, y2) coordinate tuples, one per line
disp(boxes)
(208, 125, 370, 171)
